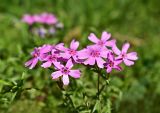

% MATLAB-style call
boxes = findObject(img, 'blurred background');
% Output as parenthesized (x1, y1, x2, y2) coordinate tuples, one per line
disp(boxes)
(0, 0, 160, 113)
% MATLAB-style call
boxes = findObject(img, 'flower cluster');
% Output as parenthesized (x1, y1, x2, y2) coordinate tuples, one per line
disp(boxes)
(25, 31, 138, 85)
(22, 12, 63, 38)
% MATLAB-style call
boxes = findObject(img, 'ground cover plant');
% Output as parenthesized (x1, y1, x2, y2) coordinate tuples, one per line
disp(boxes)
(0, 0, 160, 113)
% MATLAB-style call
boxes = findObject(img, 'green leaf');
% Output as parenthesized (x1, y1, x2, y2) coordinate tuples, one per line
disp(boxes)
(0, 79, 11, 85)
(91, 100, 101, 113)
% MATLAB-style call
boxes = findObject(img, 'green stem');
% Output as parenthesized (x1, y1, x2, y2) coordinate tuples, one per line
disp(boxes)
(56, 81, 77, 112)
(97, 73, 100, 99)
(65, 94, 76, 109)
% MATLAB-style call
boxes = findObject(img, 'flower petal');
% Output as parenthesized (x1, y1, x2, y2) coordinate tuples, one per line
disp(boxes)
(60, 52, 71, 59)
(127, 52, 138, 60)
(88, 33, 99, 43)
(40, 45, 52, 53)
(105, 39, 116, 47)
(66, 59, 73, 69)
(96, 58, 105, 68)
(62, 75, 69, 85)
(51, 49, 57, 55)
(124, 59, 134, 66)
(113, 65, 122, 71)
(100, 49, 109, 58)
(56, 44, 67, 51)
(114, 59, 123, 65)
(106, 67, 112, 73)
(73, 55, 78, 62)
(41, 61, 52, 68)
(29, 58, 38, 69)
(69, 70, 81, 78)
(112, 43, 121, 55)
(55, 43, 64, 49)
(122, 43, 130, 53)
(107, 52, 114, 61)
(70, 40, 79, 50)
(101, 31, 111, 41)
(51, 71, 62, 79)
(25, 59, 33, 67)
(78, 49, 89, 59)
(53, 62, 63, 69)
(84, 57, 96, 65)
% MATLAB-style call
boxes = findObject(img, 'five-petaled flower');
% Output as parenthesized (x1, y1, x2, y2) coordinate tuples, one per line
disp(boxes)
(88, 31, 115, 48)
(78, 45, 108, 68)
(57, 40, 79, 62)
(41, 49, 60, 68)
(104, 52, 122, 73)
(113, 42, 138, 66)
(25, 45, 52, 69)
(25, 47, 42, 69)
(51, 59, 81, 85)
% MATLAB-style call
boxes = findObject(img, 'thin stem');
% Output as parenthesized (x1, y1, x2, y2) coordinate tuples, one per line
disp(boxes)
(56, 81, 78, 112)
(99, 80, 109, 95)
(56, 78, 65, 91)
(97, 73, 100, 99)
(65, 94, 76, 109)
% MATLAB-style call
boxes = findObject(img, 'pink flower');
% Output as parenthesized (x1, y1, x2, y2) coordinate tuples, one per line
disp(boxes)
(51, 59, 81, 85)
(88, 31, 115, 47)
(57, 40, 79, 62)
(41, 43, 64, 54)
(22, 14, 35, 25)
(32, 14, 42, 23)
(104, 52, 122, 73)
(112, 42, 138, 66)
(41, 49, 60, 68)
(25, 45, 52, 69)
(25, 48, 42, 69)
(38, 13, 58, 25)
(78, 45, 108, 68)
(40, 44, 53, 54)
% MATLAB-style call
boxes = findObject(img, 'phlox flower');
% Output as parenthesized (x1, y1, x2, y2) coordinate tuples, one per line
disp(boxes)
(25, 48, 42, 69)
(40, 44, 53, 54)
(104, 52, 122, 73)
(112, 42, 138, 66)
(41, 49, 60, 68)
(78, 45, 108, 68)
(39, 13, 58, 25)
(22, 13, 58, 25)
(88, 31, 115, 48)
(41, 43, 64, 54)
(22, 14, 35, 25)
(57, 40, 79, 62)
(51, 59, 81, 85)
(25, 45, 52, 69)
